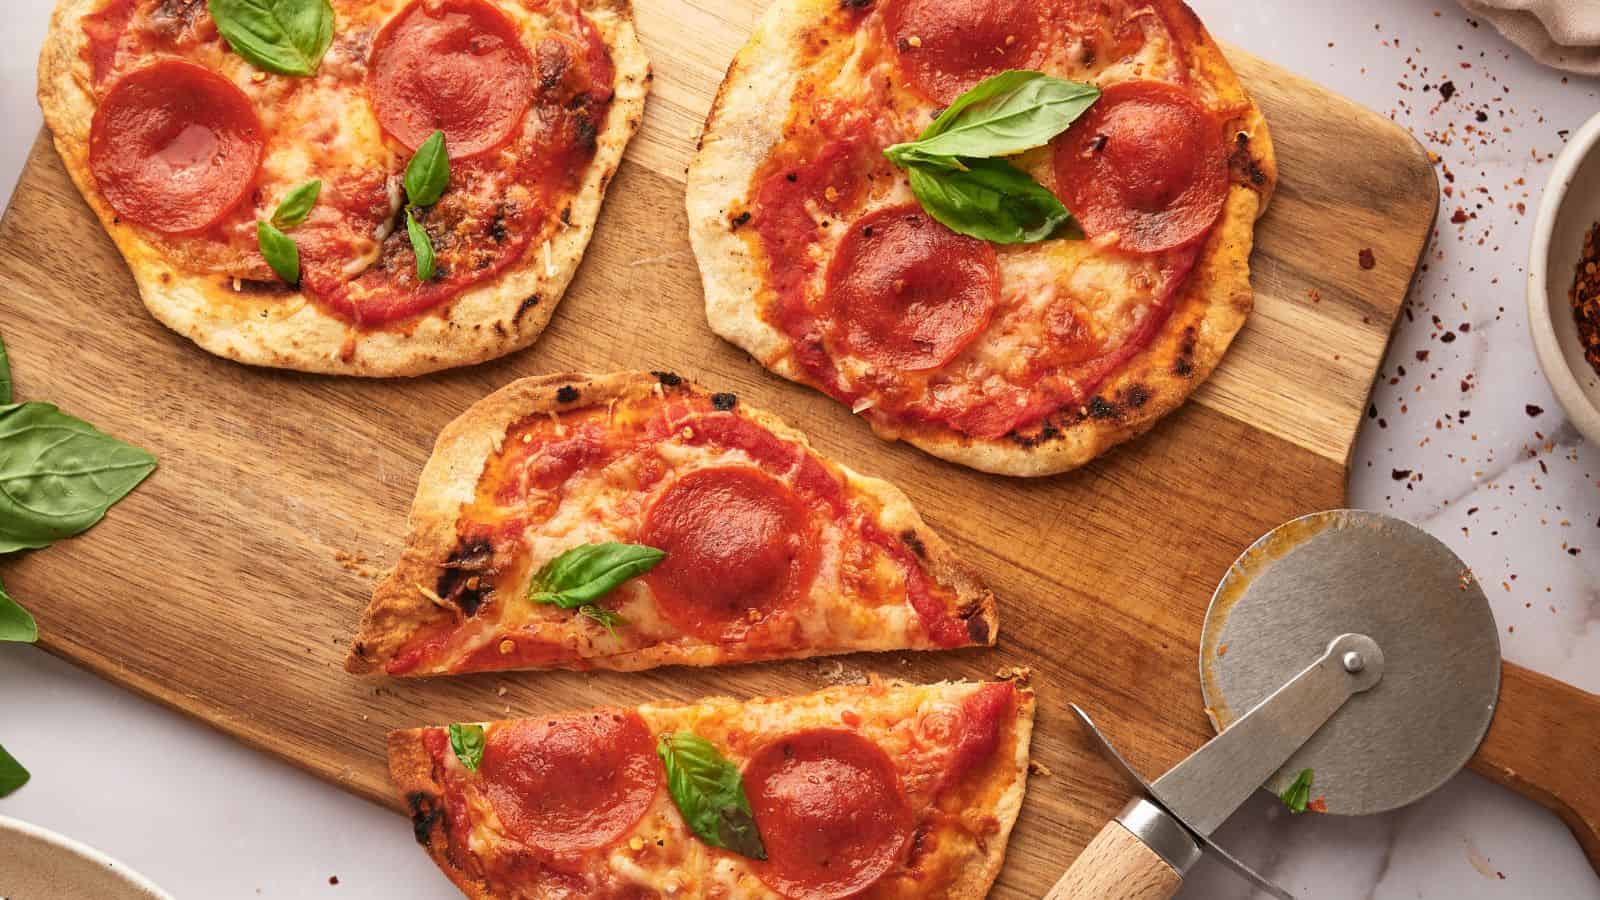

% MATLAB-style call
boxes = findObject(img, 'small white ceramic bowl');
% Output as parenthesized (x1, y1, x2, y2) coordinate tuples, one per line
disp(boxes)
(0, 814, 173, 899)
(1529, 110, 1600, 445)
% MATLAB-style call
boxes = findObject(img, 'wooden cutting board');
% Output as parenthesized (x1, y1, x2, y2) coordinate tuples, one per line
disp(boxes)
(4, 3, 1598, 894)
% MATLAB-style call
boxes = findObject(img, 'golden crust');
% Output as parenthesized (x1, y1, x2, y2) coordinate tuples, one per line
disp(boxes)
(386, 731, 496, 900)
(345, 371, 998, 675)
(37, 0, 650, 376)
(686, 0, 1277, 476)
(389, 679, 1037, 899)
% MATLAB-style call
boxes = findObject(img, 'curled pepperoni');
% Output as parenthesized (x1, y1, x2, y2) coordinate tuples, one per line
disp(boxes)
(1053, 80, 1227, 253)
(88, 60, 263, 234)
(368, 0, 535, 158)
(640, 466, 817, 641)
(747, 729, 912, 900)
(479, 709, 659, 854)
(885, 0, 1043, 103)
(823, 206, 998, 372)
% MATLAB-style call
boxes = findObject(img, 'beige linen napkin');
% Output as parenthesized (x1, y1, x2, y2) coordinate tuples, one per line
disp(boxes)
(1459, 0, 1600, 75)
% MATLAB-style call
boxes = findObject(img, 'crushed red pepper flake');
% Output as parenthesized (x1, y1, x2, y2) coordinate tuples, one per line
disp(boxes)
(1359, 248, 1377, 269)
(1572, 221, 1600, 375)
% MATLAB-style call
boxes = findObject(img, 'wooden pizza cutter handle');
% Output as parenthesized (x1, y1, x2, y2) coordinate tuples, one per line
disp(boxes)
(1043, 798, 1193, 900)
(1470, 662, 1600, 875)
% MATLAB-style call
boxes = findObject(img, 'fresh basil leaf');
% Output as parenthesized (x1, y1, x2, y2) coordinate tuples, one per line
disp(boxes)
(1280, 768, 1314, 814)
(889, 71, 1100, 161)
(579, 604, 625, 636)
(883, 145, 967, 173)
(0, 403, 156, 554)
(0, 332, 12, 405)
(448, 723, 485, 772)
(257, 221, 301, 285)
(657, 732, 765, 860)
(0, 743, 28, 797)
(404, 131, 450, 208)
(271, 179, 322, 228)
(207, 0, 334, 77)
(528, 543, 665, 609)
(0, 577, 37, 643)
(906, 158, 1078, 244)
(405, 209, 436, 281)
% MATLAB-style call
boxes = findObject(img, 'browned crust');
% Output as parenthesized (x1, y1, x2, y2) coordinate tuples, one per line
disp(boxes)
(386, 679, 1036, 899)
(687, 0, 1278, 476)
(387, 730, 496, 900)
(345, 371, 998, 675)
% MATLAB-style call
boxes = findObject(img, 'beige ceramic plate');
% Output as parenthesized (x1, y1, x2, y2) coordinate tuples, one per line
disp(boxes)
(0, 814, 172, 900)
(1528, 109, 1600, 444)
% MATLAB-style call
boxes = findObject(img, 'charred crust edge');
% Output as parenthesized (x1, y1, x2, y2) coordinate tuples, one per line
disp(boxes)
(963, 606, 991, 644)
(408, 791, 443, 846)
(899, 529, 926, 559)
(437, 538, 494, 617)
(710, 392, 738, 411)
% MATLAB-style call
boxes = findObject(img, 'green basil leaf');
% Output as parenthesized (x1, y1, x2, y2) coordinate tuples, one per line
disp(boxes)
(271, 179, 322, 228)
(404, 131, 450, 207)
(448, 723, 485, 772)
(889, 71, 1100, 161)
(0, 577, 37, 643)
(0, 332, 12, 405)
(257, 221, 301, 284)
(405, 208, 436, 281)
(657, 732, 766, 860)
(207, 0, 334, 77)
(0, 402, 156, 554)
(0, 743, 28, 797)
(906, 158, 1079, 244)
(883, 145, 967, 172)
(579, 604, 625, 636)
(528, 543, 665, 609)
(1280, 768, 1314, 814)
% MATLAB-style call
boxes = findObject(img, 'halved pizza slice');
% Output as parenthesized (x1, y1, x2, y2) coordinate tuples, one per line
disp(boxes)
(391, 678, 1035, 898)
(345, 372, 996, 676)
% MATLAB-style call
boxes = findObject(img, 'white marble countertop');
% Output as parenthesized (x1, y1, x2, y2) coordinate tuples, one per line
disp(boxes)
(1, 1, 1596, 897)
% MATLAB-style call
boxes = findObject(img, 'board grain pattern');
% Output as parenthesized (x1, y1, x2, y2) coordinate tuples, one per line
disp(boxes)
(4, 3, 1598, 894)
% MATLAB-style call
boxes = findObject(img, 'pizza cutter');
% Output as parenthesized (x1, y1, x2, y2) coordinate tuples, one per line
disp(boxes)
(1045, 509, 1502, 899)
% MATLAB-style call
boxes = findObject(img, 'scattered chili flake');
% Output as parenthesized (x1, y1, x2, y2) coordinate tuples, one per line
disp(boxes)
(1359, 248, 1377, 269)
(1307, 796, 1329, 814)
(1525, 404, 1543, 417)
(1571, 220, 1600, 375)
(1392, 468, 1413, 480)
(1439, 80, 1456, 100)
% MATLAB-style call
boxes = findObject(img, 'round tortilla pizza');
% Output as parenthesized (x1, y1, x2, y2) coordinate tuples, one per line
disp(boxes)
(686, 0, 1276, 476)
(38, 0, 649, 376)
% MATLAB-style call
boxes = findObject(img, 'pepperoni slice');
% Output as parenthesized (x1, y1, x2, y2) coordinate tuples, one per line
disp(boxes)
(640, 466, 817, 641)
(941, 682, 1016, 789)
(885, 0, 1043, 103)
(87, 60, 263, 234)
(1053, 80, 1227, 253)
(746, 729, 913, 900)
(478, 709, 659, 854)
(369, 0, 535, 158)
(823, 206, 998, 372)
